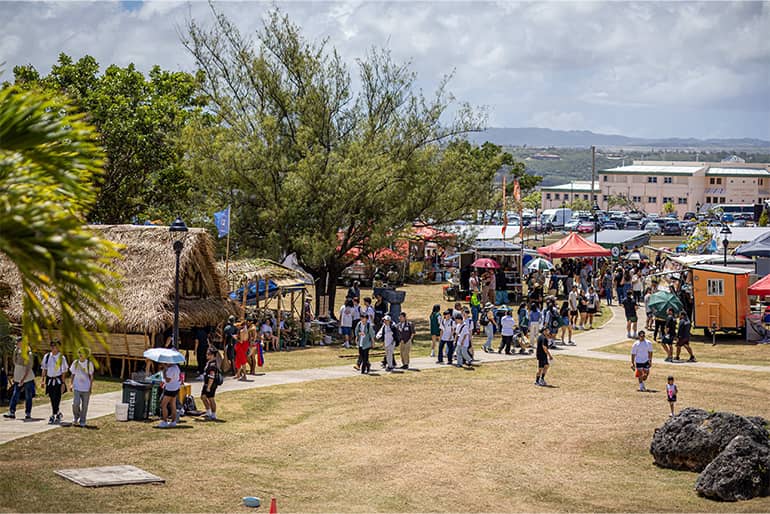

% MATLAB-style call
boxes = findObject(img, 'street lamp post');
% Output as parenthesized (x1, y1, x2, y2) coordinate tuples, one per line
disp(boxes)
(170, 217, 189, 349)
(592, 201, 601, 272)
(720, 225, 731, 266)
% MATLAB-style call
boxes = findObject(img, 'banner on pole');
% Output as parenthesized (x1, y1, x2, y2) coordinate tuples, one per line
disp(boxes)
(213, 206, 231, 238)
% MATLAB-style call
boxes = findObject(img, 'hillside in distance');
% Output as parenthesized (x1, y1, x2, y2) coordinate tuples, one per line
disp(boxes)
(466, 127, 770, 150)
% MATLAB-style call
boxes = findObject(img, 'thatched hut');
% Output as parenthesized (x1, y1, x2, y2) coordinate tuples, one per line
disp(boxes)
(0, 224, 239, 376)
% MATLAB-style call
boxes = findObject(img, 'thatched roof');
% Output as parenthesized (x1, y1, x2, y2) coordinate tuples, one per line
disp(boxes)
(221, 258, 314, 289)
(0, 224, 239, 334)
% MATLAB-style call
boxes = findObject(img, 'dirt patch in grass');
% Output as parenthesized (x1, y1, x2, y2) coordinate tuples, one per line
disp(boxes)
(595, 338, 770, 366)
(1, 356, 768, 512)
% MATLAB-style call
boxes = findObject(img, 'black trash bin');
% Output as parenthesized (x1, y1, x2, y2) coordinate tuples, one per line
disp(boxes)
(121, 381, 152, 421)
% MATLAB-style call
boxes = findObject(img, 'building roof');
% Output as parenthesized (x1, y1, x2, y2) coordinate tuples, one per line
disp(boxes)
(219, 258, 314, 290)
(0, 225, 240, 334)
(540, 181, 599, 192)
(705, 167, 770, 177)
(690, 264, 751, 275)
(599, 165, 704, 175)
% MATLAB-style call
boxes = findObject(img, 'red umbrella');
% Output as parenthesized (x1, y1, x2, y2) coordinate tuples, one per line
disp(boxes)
(472, 257, 500, 269)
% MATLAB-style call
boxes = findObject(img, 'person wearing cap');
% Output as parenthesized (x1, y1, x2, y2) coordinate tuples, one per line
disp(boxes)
(498, 306, 515, 354)
(454, 312, 472, 367)
(376, 315, 398, 371)
(3, 338, 35, 420)
(354, 312, 376, 374)
(535, 326, 553, 386)
(480, 302, 497, 353)
(41, 340, 68, 424)
(437, 309, 455, 365)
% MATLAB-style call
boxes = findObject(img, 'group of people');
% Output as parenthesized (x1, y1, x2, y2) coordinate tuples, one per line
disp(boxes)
(622, 292, 697, 363)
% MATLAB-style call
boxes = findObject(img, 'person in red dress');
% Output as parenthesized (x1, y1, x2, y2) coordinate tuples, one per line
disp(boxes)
(234, 321, 249, 381)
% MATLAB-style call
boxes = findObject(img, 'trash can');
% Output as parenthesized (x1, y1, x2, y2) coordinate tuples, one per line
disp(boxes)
(121, 380, 152, 421)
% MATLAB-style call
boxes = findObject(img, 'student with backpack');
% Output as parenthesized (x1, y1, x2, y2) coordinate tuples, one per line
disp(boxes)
(354, 312, 376, 374)
(69, 348, 94, 427)
(41, 340, 68, 425)
(201, 347, 221, 420)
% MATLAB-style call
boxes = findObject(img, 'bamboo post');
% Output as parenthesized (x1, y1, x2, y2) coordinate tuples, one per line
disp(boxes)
(301, 288, 307, 347)
(277, 288, 283, 351)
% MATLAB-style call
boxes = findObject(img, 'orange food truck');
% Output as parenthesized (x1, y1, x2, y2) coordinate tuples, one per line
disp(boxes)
(689, 264, 750, 336)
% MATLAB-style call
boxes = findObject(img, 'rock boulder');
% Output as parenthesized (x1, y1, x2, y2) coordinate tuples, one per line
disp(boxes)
(650, 408, 769, 472)
(695, 435, 770, 501)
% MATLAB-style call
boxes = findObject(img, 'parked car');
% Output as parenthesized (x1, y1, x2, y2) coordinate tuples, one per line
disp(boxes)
(576, 221, 595, 233)
(609, 216, 626, 229)
(645, 221, 661, 235)
(564, 218, 581, 232)
(601, 221, 619, 230)
(732, 219, 747, 227)
(721, 213, 735, 223)
(683, 211, 697, 221)
(662, 220, 683, 236)
(340, 261, 373, 286)
(624, 220, 642, 230)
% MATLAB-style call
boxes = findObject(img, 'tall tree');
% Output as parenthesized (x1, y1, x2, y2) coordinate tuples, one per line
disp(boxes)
(8, 54, 204, 223)
(182, 7, 508, 310)
(0, 87, 119, 355)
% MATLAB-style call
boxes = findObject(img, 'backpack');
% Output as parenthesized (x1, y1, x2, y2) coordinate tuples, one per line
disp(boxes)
(479, 315, 489, 326)
(391, 325, 401, 345)
(183, 395, 197, 412)
(215, 370, 224, 386)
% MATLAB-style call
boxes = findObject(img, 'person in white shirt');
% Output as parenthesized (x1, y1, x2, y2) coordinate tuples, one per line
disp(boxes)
(454, 313, 473, 367)
(498, 307, 516, 355)
(158, 363, 181, 428)
(376, 315, 397, 371)
(568, 285, 579, 328)
(630, 330, 654, 392)
(339, 299, 355, 349)
(437, 310, 455, 365)
(69, 349, 94, 427)
(41, 340, 68, 425)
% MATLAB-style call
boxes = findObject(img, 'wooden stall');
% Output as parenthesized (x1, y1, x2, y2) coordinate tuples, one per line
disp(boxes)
(0, 224, 240, 377)
(689, 264, 750, 336)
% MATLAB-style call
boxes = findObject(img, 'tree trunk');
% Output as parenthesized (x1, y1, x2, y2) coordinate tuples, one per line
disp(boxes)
(314, 264, 339, 319)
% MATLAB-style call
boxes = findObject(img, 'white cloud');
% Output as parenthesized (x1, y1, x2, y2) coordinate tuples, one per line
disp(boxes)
(0, 0, 767, 139)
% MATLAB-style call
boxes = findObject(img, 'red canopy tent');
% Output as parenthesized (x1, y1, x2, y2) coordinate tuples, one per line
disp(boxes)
(537, 233, 611, 259)
(748, 274, 770, 296)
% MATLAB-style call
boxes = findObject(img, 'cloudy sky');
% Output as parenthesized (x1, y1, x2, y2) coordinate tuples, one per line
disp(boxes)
(2, 1, 769, 140)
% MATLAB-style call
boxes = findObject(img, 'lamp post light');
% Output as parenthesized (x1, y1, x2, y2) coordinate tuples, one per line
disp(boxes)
(720, 225, 731, 267)
(169, 217, 189, 350)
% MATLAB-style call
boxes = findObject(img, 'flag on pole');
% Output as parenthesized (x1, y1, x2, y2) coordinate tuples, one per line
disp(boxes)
(256, 342, 264, 367)
(513, 178, 521, 201)
(501, 176, 508, 238)
(213, 206, 231, 238)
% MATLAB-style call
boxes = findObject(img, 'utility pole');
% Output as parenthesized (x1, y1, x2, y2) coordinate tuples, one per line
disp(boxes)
(591, 145, 596, 208)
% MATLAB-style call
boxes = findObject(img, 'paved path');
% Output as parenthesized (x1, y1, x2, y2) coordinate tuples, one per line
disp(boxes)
(2, 305, 769, 445)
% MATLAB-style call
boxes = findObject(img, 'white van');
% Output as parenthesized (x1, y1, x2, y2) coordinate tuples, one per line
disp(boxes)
(541, 208, 573, 229)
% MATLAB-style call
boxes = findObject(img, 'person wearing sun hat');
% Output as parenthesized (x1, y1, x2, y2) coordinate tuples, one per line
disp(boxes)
(480, 302, 497, 353)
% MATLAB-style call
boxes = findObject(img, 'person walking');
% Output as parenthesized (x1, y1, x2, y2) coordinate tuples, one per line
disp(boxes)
(631, 330, 653, 392)
(602, 270, 614, 306)
(535, 327, 553, 386)
(339, 299, 355, 349)
(517, 302, 530, 340)
(3, 338, 35, 420)
(660, 308, 676, 362)
(498, 306, 515, 354)
(247, 317, 259, 374)
(222, 315, 238, 374)
(355, 312, 376, 374)
(437, 309, 455, 365)
(568, 285, 579, 328)
(481, 303, 497, 353)
(558, 301, 574, 345)
(528, 303, 542, 348)
(376, 315, 398, 371)
(666, 375, 678, 416)
(200, 347, 220, 420)
(623, 293, 638, 339)
(469, 291, 481, 333)
(234, 321, 249, 381)
(429, 304, 441, 359)
(674, 312, 697, 362)
(157, 362, 181, 428)
(454, 313, 473, 367)
(41, 340, 68, 425)
(69, 348, 94, 428)
(396, 312, 415, 369)
(585, 286, 599, 329)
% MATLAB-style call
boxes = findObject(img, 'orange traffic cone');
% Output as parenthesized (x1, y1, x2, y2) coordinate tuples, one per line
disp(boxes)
(269, 498, 277, 514)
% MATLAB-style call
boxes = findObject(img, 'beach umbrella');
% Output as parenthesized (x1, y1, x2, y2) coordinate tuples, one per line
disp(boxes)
(527, 257, 554, 271)
(647, 291, 684, 318)
(472, 257, 500, 269)
(143, 348, 186, 364)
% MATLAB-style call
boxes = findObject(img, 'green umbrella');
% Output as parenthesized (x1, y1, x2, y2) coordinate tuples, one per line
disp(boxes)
(647, 290, 684, 318)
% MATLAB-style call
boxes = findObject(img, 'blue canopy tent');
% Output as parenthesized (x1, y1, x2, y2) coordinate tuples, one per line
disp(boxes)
(228, 279, 280, 305)
(736, 232, 770, 258)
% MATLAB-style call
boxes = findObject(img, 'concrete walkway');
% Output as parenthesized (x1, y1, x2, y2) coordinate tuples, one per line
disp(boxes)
(2, 304, 769, 445)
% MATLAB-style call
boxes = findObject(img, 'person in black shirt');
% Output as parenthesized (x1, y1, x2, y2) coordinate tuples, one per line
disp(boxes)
(659, 308, 676, 362)
(675, 312, 697, 362)
(200, 347, 220, 420)
(622, 295, 638, 339)
(222, 316, 238, 375)
(535, 327, 553, 386)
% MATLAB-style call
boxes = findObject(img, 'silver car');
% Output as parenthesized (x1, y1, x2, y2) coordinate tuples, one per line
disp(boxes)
(645, 222, 661, 235)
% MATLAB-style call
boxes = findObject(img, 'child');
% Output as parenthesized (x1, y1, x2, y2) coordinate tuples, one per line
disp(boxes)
(666, 375, 678, 416)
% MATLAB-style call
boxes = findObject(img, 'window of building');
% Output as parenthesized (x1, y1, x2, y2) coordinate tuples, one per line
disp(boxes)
(632, 196, 642, 203)
(554, 193, 560, 200)
(662, 197, 673, 204)
(545, 193, 551, 200)
(583, 194, 589, 200)
(707, 279, 724, 297)
(592, 194, 597, 201)
(647, 177, 657, 183)
(720, 197, 726, 204)
(648, 197, 657, 204)
(717, 178, 722, 185)
(564, 194, 569, 200)
(664, 177, 673, 184)
(709, 178, 714, 185)
(603, 175, 608, 182)
(760, 179, 764, 186)
(677, 197, 687, 204)
(705, 196, 711, 203)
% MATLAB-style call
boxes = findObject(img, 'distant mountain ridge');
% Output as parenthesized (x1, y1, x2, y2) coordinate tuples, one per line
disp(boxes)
(466, 127, 770, 149)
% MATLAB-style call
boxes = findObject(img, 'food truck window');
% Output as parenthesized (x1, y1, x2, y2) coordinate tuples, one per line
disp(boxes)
(707, 279, 724, 296)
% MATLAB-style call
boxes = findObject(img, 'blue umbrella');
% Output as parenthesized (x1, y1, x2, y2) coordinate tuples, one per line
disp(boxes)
(143, 348, 186, 364)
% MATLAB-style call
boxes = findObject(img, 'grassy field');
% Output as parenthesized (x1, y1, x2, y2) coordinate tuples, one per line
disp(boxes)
(0, 356, 767, 512)
(595, 338, 770, 366)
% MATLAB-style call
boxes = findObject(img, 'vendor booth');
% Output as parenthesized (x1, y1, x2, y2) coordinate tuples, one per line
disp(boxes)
(689, 264, 750, 336)
(537, 233, 611, 259)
